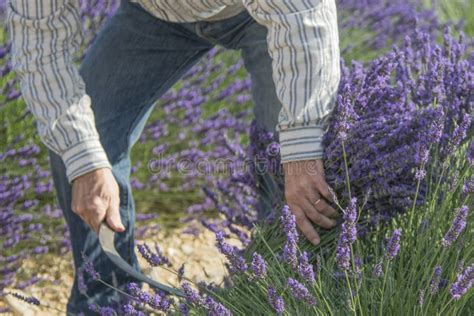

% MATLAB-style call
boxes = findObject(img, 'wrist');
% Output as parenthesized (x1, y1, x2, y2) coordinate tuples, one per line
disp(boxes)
(61, 137, 112, 183)
(278, 125, 325, 163)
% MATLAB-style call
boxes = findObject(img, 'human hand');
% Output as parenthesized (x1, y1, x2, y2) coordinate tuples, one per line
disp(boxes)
(71, 168, 125, 234)
(283, 159, 339, 245)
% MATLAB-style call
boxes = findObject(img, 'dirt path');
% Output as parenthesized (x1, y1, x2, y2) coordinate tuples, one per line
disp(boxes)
(2, 226, 238, 315)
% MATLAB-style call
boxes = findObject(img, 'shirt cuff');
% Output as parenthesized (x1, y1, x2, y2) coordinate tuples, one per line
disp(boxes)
(61, 138, 112, 183)
(279, 125, 325, 163)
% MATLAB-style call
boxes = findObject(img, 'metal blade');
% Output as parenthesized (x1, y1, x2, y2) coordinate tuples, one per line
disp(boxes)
(98, 222, 184, 297)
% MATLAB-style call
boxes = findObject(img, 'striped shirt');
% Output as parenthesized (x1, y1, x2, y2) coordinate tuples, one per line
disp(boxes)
(7, 0, 340, 183)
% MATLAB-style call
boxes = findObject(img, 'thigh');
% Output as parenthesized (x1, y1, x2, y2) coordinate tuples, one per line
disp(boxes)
(80, 0, 213, 164)
(193, 11, 281, 133)
(226, 17, 282, 134)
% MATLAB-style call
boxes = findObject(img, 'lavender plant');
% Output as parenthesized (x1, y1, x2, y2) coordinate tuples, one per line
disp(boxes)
(0, 0, 473, 314)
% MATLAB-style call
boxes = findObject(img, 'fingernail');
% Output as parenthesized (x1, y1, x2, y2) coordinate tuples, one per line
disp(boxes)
(311, 238, 320, 245)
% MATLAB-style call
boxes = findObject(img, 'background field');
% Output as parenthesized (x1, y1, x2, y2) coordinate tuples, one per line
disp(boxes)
(0, 0, 473, 314)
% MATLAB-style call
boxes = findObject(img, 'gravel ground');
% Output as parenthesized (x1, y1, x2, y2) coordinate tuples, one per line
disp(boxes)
(2, 226, 239, 315)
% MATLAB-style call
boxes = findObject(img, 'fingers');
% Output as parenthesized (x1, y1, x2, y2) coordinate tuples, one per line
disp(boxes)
(71, 168, 125, 234)
(283, 159, 338, 244)
(300, 198, 337, 229)
(314, 177, 334, 203)
(72, 199, 107, 234)
(292, 207, 321, 245)
(106, 197, 125, 233)
(313, 198, 339, 219)
(89, 205, 107, 234)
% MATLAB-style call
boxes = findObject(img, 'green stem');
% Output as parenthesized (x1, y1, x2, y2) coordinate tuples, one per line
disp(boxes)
(342, 141, 352, 199)
(379, 262, 389, 316)
(344, 271, 357, 315)
(438, 298, 453, 315)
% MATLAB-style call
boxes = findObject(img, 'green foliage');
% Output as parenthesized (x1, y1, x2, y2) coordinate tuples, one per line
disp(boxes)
(425, 0, 474, 36)
(207, 144, 473, 315)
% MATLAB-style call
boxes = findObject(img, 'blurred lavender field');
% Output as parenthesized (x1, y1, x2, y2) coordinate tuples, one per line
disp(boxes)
(0, 0, 473, 314)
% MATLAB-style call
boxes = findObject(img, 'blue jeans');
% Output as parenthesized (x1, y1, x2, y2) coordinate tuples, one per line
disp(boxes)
(48, 1, 281, 314)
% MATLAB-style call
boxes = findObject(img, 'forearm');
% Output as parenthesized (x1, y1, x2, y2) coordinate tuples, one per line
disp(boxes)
(7, 0, 111, 182)
(243, 0, 341, 162)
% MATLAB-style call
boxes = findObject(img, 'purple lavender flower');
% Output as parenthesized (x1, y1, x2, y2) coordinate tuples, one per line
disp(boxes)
(267, 285, 285, 314)
(385, 229, 402, 260)
(251, 252, 267, 279)
(137, 243, 171, 267)
(126, 282, 171, 312)
(467, 141, 474, 166)
(462, 176, 473, 195)
(83, 257, 100, 281)
(449, 264, 474, 300)
(441, 205, 469, 247)
(429, 266, 442, 294)
(414, 168, 426, 181)
(281, 205, 298, 241)
(122, 303, 144, 315)
(282, 234, 298, 269)
(179, 303, 190, 315)
(204, 297, 232, 316)
(215, 231, 248, 273)
(281, 206, 299, 268)
(446, 113, 471, 156)
(181, 282, 203, 305)
(336, 241, 351, 271)
(287, 278, 317, 306)
(9, 293, 40, 306)
(336, 198, 358, 270)
(298, 252, 315, 285)
(373, 262, 383, 278)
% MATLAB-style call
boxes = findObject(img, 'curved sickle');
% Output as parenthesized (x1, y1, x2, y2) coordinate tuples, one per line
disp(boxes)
(98, 222, 185, 297)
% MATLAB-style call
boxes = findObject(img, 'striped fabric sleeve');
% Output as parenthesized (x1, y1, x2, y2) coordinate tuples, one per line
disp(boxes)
(242, 0, 341, 162)
(7, 0, 112, 183)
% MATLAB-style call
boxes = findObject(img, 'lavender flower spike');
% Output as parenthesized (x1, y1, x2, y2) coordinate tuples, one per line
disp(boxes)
(9, 293, 40, 306)
(83, 257, 100, 281)
(281, 205, 299, 268)
(181, 282, 203, 306)
(441, 205, 469, 248)
(267, 285, 285, 314)
(287, 278, 317, 306)
(298, 252, 316, 285)
(336, 198, 358, 270)
(281, 205, 298, 241)
(216, 231, 248, 273)
(251, 252, 267, 279)
(449, 264, 474, 300)
(137, 243, 171, 267)
(204, 297, 232, 316)
(429, 266, 442, 294)
(385, 229, 402, 261)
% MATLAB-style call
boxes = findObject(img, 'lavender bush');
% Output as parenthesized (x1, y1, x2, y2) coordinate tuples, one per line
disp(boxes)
(0, 0, 473, 314)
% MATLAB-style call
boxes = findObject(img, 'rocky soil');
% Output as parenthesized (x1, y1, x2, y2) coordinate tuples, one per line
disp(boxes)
(2, 226, 239, 315)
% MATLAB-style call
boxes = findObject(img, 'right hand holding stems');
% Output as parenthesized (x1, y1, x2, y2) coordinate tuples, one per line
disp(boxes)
(71, 168, 125, 234)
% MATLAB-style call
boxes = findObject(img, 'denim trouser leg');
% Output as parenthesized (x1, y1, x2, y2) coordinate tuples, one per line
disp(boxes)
(48, 2, 213, 314)
(194, 11, 285, 219)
